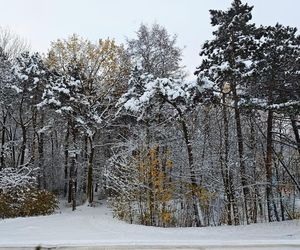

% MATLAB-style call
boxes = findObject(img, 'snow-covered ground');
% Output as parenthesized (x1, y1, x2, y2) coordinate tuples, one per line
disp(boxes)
(0, 202, 299, 249)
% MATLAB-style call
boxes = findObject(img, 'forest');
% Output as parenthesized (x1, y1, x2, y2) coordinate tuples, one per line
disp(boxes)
(0, 0, 299, 228)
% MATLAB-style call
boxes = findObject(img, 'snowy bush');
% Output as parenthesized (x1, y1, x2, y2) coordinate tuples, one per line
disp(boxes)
(0, 167, 58, 218)
(0, 167, 36, 192)
(0, 187, 58, 218)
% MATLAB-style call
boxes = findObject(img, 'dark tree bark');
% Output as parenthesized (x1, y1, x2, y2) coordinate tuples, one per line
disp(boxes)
(87, 135, 95, 204)
(64, 122, 70, 198)
(0, 112, 7, 170)
(20, 122, 27, 167)
(290, 114, 300, 157)
(69, 122, 78, 211)
(221, 94, 239, 225)
(175, 106, 202, 227)
(232, 84, 250, 224)
(38, 111, 46, 189)
(265, 109, 275, 222)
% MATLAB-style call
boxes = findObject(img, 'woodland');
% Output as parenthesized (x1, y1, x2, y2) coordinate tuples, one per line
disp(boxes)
(0, 0, 299, 228)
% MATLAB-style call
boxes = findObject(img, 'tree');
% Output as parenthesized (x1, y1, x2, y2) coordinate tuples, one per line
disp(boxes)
(0, 26, 30, 60)
(241, 24, 300, 222)
(0, 47, 14, 170)
(11, 52, 48, 173)
(41, 34, 131, 208)
(195, 0, 256, 224)
(117, 60, 207, 226)
(127, 23, 183, 78)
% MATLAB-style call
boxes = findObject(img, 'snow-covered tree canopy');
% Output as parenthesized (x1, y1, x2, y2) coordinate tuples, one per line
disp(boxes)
(0, 47, 14, 105)
(38, 72, 105, 135)
(195, 0, 300, 113)
(0, 167, 36, 192)
(117, 66, 203, 120)
(240, 24, 300, 111)
(195, 0, 256, 96)
(47, 34, 131, 99)
(11, 52, 48, 104)
(39, 35, 132, 135)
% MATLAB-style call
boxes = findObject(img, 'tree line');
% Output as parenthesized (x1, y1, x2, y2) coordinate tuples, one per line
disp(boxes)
(0, 0, 299, 226)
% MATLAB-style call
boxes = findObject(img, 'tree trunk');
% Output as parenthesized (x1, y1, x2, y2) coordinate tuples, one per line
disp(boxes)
(221, 94, 239, 225)
(178, 110, 201, 227)
(38, 111, 46, 189)
(265, 109, 275, 222)
(69, 123, 77, 211)
(83, 135, 88, 195)
(166, 100, 202, 226)
(249, 115, 258, 223)
(0, 112, 7, 170)
(64, 123, 70, 198)
(32, 108, 38, 186)
(20, 123, 27, 167)
(87, 135, 95, 204)
(18, 95, 27, 168)
(290, 114, 300, 157)
(232, 85, 250, 224)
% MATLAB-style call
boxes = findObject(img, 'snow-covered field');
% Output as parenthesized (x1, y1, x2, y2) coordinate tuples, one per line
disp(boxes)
(0, 203, 299, 250)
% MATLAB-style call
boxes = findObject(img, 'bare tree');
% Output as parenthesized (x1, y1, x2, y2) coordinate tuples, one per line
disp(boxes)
(0, 26, 30, 60)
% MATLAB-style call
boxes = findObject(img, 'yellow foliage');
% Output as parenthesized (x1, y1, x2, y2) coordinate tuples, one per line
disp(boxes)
(0, 187, 57, 219)
(161, 211, 172, 224)
(184, 182, 215, 205)
(166, 159, 173, 169)
(46, 34, 131, 97)
(135, 145, 174, 210)
(161, 192, 172, 202)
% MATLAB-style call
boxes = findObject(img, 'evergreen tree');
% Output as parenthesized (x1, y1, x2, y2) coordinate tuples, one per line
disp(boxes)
(242, 24, 300, 222)
(195, 0, 256, 224)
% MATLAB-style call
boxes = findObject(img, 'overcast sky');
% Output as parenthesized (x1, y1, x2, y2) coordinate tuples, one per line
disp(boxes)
(1, 0, 300, 78)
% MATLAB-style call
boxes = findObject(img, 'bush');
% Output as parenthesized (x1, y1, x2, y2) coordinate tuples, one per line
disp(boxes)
(0, 187, 58, 218)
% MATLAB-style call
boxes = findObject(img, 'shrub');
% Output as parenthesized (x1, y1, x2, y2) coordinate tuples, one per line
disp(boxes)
(0, 167, 58, 218)
(0, 187, 58, 218)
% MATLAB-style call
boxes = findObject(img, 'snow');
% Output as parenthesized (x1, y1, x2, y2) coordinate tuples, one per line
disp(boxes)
(199, 77, 215, 91)
(119, 75, 195, 115)
(0, 203, 299, 249)
(33, 77, 39, 84)
(123, 99, 140, 112)
(10, 85, 23, 93)
(0, 167, 36, 192)
(269, 101, 300, 109)
(60, 106, 73, 112)
(48, 97, 61, 106)
(52, 85, 70, 94)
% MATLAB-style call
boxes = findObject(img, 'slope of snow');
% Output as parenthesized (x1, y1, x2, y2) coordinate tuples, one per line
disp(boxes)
(0, 202, 299, 249)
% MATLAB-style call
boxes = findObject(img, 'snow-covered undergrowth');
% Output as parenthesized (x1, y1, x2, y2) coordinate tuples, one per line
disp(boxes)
(0, 202, 299, 248)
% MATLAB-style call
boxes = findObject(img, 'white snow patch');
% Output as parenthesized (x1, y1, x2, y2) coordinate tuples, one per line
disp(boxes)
(0, 203, 299, 248)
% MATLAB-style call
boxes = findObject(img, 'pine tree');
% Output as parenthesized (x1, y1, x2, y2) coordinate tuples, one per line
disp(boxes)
(11, 52, 48, 172)
(195, 0, 256, 225)
(242, 24, 300, 222)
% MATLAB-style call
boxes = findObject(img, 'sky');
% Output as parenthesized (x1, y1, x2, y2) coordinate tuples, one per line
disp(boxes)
(0, 0, 300, 78)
